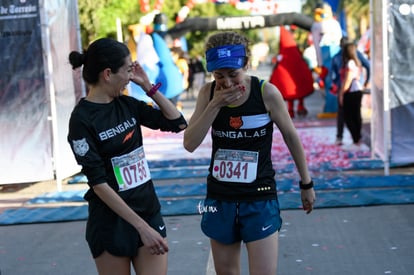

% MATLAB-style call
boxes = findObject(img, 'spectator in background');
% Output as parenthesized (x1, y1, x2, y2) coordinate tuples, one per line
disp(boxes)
(338, 41, 368, 151)
(170, 46, 189, 109)
(329, 37, 370, 146)
(188, 56, 206, 99)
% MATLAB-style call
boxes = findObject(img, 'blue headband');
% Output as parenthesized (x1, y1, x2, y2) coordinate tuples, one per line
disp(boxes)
(205, 44, 246, 72)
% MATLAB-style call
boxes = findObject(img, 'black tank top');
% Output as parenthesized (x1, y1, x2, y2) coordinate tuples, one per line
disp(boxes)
(207, 76, 277, 202)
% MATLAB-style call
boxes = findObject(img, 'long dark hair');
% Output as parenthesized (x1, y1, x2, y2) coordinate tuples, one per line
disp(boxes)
(342, 42, 361, 68)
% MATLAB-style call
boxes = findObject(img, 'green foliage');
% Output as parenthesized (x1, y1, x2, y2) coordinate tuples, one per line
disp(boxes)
(95, 1, 139, 38)
(77, 0, 140, 47)
(157, 1, 183, 29)
(77, 0, 259, 57)
(76, 0, 372, 58)
(301, 0, 370, 40)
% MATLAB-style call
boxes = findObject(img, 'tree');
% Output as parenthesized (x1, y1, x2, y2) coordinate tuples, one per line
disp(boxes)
(76, 0, 254, 55)
(341, 0, 370, 39)
(77, 0, 140, 47)
(301, 0, 370, 40)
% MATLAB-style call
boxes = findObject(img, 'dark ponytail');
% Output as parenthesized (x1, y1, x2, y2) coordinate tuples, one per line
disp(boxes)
(68, 38, 130, 85)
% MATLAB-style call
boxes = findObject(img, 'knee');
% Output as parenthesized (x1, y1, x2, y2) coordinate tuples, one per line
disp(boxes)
(214, 264, 240, 275)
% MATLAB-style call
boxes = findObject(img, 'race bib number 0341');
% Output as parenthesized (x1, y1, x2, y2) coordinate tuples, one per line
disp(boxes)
(212, 149, 258, 183)
(111, 146, 151, 192)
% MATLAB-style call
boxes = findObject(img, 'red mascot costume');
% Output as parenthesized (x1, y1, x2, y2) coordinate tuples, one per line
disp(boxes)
(269, 27, 314, 118)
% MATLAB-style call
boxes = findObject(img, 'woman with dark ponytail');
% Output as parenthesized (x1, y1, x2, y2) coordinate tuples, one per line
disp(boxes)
(67, 38, 187, 275)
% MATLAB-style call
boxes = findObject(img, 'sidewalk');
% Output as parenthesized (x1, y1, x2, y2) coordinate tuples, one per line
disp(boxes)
(1, 205, 413, 275)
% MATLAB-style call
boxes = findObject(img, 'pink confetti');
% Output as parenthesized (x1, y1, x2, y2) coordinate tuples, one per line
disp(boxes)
(142, 124, 373, 171)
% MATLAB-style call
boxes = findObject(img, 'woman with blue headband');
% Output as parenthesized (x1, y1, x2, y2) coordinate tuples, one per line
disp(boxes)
(183, 31, 316, 275)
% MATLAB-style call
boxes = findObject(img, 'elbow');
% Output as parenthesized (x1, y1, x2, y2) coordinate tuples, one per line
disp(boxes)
(183, 133, 197, 152)
(183, 126, 204, 152)
(183, 140, 196, 153)
(170, 116, 188, 132)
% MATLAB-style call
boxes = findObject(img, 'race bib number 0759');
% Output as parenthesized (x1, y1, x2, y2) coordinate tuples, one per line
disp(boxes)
(212, 149, 258, 183)
(111, 146, 151, 192)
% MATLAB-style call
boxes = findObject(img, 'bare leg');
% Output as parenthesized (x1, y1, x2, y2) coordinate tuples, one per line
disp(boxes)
(210, 239, 242, 275)
(132, 240, 168, 275)
(94, 251, 131, 275)
(246, 231, 279, 275)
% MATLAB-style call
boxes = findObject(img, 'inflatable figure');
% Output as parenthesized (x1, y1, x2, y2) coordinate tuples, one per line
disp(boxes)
(127, 26, 160, 103)
(126, 14, 184, 104)
(311, 2, 342, 116)
(303, 33, 324, 91)
(269, 27, 314, 118)
(151, 32, 184, 100)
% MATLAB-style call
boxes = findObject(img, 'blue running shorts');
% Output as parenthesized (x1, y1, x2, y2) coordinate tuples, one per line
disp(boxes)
(200, 198, 282, 244)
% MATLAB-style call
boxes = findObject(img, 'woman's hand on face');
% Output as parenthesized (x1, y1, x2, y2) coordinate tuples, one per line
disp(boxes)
(130, 61, 151, 91)
(213, 84, 246, 107)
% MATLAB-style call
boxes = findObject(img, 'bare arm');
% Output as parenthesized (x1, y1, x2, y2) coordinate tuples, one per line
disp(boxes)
(148, 89, 183, 120)
(183, 82, 245, 152)
(183, 84, 218, 152)
(262, 82, 315, 213)
(130, 61, 183, 121)
(339, 68, 352, 106)
(93, 183, 168, 255)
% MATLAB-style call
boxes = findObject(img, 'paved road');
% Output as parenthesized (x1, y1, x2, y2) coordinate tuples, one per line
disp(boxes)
(1, 205, 414, 274)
